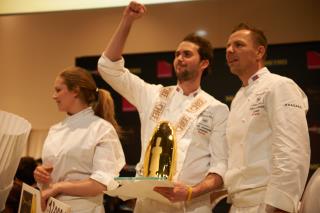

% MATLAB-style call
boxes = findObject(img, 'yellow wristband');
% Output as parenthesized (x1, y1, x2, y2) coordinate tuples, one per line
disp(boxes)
(186, 186, 192, 201)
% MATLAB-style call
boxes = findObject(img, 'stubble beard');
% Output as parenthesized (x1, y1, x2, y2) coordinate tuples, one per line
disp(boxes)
(176, 69, 195, 81)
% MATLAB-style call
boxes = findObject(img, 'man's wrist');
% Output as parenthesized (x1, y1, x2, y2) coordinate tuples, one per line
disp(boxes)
(186, 186, 193, 201)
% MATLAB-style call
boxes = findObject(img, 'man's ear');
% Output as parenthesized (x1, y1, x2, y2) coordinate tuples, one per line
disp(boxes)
(200, 59, 209, 72)
(256, 45, 266, 60)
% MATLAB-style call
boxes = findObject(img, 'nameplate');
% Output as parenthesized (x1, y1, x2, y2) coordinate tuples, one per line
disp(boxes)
(18, 183, 71, 213)
(45, 197, 71, 213)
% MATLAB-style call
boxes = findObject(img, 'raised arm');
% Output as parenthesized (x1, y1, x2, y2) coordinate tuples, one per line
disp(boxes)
(104, 1, 146, 61)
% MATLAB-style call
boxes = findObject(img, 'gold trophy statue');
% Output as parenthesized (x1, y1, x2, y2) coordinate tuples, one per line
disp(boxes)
(143, 121, 177, 180)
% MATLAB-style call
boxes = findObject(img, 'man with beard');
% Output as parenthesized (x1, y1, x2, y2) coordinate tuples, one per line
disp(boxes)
(97, 1, 229, 213)
(224, 23, 310, 213)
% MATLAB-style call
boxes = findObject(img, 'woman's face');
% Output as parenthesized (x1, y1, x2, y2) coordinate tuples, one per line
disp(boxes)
(52, 76, 78, 113)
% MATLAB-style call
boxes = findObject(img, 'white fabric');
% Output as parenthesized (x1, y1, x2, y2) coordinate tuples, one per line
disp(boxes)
(41, 107, 125, 212)
(229, 203, 278, 213)
(299, 168, 320, 213)
(134, 194, 212, 213)
(0, 110, 31, 211)
(225, 67, 310, 213)
(98, 55, 229, 213)
(56, 195, 104, 213)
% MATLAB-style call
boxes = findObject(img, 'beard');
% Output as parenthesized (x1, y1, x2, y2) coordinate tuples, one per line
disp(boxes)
(175, 68, 196, 81)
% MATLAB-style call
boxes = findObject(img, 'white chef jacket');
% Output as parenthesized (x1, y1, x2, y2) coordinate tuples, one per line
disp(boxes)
(225, 67, 310, 213)
(42, 107, 125, 212)
(98, 55, 229, 213)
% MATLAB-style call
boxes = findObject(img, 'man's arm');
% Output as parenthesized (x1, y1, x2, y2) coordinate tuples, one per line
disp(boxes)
(154, 173, 223, 203)
(98, 1, 160, 110)
(190, 173, 223, 199)
(265, 80, 310, 212)
(104, 1, 146, 61)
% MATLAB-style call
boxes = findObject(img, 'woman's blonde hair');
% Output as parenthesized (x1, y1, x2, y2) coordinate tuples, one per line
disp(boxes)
(59, 66, 122, 135)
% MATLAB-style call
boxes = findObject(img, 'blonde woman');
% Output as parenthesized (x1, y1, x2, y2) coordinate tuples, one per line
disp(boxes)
(34, 67, 125, 212)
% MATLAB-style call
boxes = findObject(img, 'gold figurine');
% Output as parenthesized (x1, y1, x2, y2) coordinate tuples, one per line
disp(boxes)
(143, 121, 177, 180)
